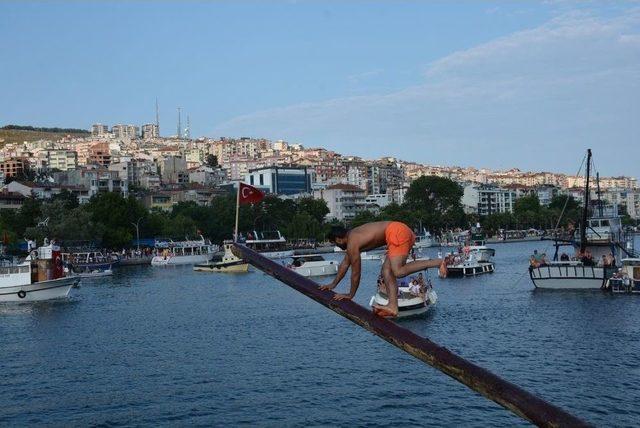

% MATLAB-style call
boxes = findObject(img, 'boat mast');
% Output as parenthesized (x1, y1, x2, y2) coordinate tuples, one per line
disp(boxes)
(596, 172, 603, 217)
(579, 149, 591, 252)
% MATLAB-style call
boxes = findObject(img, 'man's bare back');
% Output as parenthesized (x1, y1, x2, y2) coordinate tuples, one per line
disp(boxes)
(345, 221, 392, 252)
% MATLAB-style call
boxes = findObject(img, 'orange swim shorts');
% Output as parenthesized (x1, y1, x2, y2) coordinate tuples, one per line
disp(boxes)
(385, 222, 416, 258)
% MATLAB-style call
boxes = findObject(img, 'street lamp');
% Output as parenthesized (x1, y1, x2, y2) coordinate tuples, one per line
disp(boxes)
(131, 217, 143, 253)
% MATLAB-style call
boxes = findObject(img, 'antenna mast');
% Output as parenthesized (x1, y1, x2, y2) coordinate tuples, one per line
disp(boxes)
(177, 107, 182, 139)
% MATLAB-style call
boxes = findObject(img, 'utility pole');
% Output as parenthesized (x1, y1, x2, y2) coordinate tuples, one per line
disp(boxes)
(131, 217, 142, 252)
(177, 107, 182, 139)
(155, 98, 160, 135)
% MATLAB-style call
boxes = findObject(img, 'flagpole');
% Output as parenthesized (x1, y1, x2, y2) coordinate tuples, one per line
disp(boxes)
(234, 182, 241, 242)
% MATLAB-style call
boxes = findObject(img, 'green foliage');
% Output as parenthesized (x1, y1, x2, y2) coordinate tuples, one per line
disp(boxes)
(205, 154, 218, 167)
(350, 210, 378, 228)
(403, 176, 467, 230)
(1, 124, 89, 134)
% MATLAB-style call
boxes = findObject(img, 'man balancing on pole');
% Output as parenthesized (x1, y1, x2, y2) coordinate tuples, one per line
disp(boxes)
(321, 221, 445, 318)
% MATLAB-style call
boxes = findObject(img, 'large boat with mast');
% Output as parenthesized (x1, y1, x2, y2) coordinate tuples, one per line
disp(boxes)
(529, 149, 636, 290)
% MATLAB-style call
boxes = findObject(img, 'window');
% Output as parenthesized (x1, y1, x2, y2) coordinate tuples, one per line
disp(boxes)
(259, 174, 264, 185)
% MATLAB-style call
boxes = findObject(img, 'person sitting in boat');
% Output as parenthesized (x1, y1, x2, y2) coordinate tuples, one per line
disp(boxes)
(579, 249, 595, 266)
(321, 222, 445, 318)
(539, 253, 549, 267)
(560, 253, 570, 261)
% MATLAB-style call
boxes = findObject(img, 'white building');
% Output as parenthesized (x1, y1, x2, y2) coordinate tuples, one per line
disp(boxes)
(91, 123, 109, 137)
(112, 124, 140, 139)
(314, 183, 366, 222)
(365, 193, 391, 209)
(462, 184, 517, 215)
(142, 123, 160, 139)
(46, 149, 78, 171)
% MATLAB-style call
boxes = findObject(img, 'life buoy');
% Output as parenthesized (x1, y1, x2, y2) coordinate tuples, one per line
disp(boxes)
(17, 290, 26, 299)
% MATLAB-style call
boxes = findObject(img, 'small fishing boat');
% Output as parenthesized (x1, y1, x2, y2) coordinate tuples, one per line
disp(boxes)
(0, 243, 80, 303)
(193, 242, 249, 273)
(287, 255, 338, 277)
(369, 278, 437, 318)
(444, 259, 495, 277)
(604, 258, 640, 293)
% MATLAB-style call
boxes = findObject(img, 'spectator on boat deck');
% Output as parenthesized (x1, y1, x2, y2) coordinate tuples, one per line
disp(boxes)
(580, 250, 595, 266)
(560, 253, 570, 261)
(606, 253, 616, 268)
(417, 272, 426, 286)
(601, 255, 609, 267)
(539, 253, 548, 267)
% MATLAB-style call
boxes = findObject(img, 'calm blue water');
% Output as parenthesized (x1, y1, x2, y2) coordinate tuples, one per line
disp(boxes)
(2, 240, 640, 427)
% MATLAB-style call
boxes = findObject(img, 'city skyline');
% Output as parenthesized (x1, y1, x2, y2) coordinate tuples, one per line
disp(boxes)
(1, 1, 639, 177)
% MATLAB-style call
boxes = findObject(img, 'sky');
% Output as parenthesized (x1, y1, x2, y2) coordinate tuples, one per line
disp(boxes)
(1, 1, 638, 177)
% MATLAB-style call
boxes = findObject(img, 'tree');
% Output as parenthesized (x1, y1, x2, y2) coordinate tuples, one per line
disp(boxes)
(205, 154, 218, 168)
(350, 210, 378, 228)
(296, 197, 329, 224)
(403, 176, 466, 230)
(51, 189, 79, 210)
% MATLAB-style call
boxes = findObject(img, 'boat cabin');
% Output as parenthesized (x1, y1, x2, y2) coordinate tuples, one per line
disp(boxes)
(290, 255, 325, 267)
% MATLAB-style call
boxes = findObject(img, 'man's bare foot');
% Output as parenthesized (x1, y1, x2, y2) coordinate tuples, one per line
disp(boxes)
(372, 304, 398, 318)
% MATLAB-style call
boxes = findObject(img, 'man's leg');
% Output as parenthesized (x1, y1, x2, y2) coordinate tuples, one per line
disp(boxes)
(372, 257, 399, 316)
(390, 256, 442, 278)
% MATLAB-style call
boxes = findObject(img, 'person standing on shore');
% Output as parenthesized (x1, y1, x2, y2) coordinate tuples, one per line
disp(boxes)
(321, 221, 445, 317)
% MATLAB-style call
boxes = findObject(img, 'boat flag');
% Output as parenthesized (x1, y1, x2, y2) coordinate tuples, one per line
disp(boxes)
(238, 182, 265, 205)
(234, 182, 265, 242)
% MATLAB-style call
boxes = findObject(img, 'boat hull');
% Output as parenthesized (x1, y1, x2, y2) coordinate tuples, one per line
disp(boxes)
(291, 263, 338, 277)
(0, 276, 80, 303)
(260, 250, 294, 259)
(78, 269, 113, 278)
(529, 264, 607, 290)
(151, 254, 212, 266)
(369, 289, 437, 318)
(446, 262, 494, 277)
(193, 262, 249, 273)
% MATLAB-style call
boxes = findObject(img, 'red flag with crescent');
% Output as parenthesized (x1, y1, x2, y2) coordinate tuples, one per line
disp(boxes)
(239, 182, 265, 204)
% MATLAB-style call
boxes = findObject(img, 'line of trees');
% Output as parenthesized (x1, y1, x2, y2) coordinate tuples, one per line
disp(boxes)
(1, 125, 90, 134)
(0, 190, 331, 251)
(2, 175, 633, 252)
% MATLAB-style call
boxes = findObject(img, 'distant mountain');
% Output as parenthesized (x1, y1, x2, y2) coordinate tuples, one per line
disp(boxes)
(0, 124, 90, 145)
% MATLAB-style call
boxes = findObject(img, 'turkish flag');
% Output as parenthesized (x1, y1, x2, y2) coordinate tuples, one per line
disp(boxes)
(239, 182, 265, 204)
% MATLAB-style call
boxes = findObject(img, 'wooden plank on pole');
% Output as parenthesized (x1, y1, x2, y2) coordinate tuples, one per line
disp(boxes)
(232, 243, 591, 428)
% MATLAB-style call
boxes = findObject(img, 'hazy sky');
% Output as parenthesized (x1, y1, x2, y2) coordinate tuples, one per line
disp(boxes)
(1, 1, 638, 176)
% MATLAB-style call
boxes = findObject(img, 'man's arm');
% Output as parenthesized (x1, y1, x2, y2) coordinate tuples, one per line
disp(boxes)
(333, 245, 361, 301)
(319, 253, 350, 291)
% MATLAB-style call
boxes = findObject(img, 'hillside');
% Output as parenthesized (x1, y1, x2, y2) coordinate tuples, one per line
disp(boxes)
(0, 125, 90, 146)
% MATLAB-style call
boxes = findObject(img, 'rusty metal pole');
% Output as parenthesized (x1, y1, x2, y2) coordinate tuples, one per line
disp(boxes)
(232, 244, 591, 427)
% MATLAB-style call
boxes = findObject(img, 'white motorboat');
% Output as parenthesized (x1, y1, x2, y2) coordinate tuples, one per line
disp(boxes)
(288, 255, 338, 277)
(369, 279, 437, 318)
(444, 259, 495, 277)
(0, 243, 80, 303)
(62, 250, 116, 276)
(194, 242, 249, 273)
(151, 236, 218, 266)
(242, 230, 294, 259)
(361, 251, 385, 261)
(466, 227, 495, 262)
(413, 227, 434, 249)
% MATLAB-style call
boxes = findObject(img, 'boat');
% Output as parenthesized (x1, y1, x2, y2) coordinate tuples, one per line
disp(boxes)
(151, 236, 218, 266)
(529, 150, 636, 290)
(444, 258, 495, 277)
(361, 251, 384, 261)
(0, 242, 80, 303)
(61, 250, 115, 277)
(466, 225, 496, 262)
(193, 242, 249, 273)
(242, 230, 294, 259)
(287, 255, 338, 277)
(369, 276, 438, 318)
(413, 227, 434, 249)
(604, 258, 640, 293)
